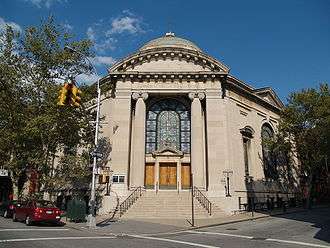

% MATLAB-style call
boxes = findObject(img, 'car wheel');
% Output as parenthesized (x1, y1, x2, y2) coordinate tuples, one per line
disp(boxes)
(12, 212, 17, 222)
(25, 216, 32, 226)
(3, 210, 8, 218)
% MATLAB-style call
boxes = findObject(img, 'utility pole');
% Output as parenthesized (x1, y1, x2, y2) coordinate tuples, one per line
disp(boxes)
(64, 46, 101, 229)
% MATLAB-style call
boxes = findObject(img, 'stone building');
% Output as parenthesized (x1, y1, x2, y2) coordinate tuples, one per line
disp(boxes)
(97, 32, 287, 216)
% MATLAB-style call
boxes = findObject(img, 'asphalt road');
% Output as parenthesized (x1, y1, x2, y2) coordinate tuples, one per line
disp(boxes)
(1, 208, 329, 248)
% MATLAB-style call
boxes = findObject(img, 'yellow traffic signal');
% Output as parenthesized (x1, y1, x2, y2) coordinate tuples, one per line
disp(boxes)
(71, 85, 82, 107)
(58, 82, 82, 107)
(57, 83, 71, 106)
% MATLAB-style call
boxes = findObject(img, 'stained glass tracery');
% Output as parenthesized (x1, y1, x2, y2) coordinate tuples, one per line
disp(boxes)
(146, 98, 190, 153)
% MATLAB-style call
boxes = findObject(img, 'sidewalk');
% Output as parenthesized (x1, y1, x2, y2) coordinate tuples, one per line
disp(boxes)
(63, 206, 320, 235)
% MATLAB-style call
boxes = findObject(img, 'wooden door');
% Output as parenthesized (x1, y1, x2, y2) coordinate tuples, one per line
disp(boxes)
(159, 165, 168, 187)
(145, 163, 155, 189)
(181, 163, 191, 189)
(168, 165, 177, 187)
(159, 163, 177, 189)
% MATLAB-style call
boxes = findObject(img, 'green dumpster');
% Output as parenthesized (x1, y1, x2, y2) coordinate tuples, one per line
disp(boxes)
(66, 198, 86, 222)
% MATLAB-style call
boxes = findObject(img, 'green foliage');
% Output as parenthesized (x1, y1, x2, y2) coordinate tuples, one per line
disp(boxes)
(0, 17, 98, 196)
(271, 83, 330, 205)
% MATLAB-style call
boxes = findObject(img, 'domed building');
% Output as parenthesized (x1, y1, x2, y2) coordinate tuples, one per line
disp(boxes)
(98, 33, 287, 217)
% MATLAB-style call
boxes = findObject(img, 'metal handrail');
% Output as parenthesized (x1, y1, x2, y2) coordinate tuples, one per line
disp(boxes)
(119, 186, 142, 216)
(193, 186, 212, 215)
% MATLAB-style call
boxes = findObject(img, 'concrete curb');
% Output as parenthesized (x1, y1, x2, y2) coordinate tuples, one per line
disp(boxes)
(62, 205, 330, 235)
(189, 206, 330, 230)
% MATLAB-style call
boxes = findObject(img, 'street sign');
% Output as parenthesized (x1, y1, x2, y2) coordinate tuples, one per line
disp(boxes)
(90, 151, 103, 159)
(0, 169, 9, 177)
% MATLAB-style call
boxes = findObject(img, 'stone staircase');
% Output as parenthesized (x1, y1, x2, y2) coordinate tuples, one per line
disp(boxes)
(120, 190, 225, 219)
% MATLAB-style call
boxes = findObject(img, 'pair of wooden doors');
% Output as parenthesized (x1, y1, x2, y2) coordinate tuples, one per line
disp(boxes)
(144, 163, 191, 189)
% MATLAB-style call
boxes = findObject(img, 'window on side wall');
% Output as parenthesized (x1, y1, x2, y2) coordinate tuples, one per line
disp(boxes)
(112, 175, 125, 184)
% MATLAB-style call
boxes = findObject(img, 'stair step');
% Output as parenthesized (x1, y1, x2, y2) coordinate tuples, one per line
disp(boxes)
(120, 191, 224, 219)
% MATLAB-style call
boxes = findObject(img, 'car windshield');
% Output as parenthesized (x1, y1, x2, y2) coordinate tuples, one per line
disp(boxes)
(36, 201, 55, 208)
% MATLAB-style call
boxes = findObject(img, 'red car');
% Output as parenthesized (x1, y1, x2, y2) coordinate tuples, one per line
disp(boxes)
(13, 200, 61, 225)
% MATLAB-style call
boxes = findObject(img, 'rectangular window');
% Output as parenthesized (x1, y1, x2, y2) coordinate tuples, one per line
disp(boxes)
(119, 176, 125, 183)
(112, 175, 125, 184)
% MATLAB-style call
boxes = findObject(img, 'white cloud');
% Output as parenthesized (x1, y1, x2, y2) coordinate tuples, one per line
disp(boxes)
(86, 10, 146, 54)
(63, 23, 73, 31)
(24, 0, 67, 8)
(108, 16, 143, 35)
(0, 17, 22, 33)
(86, 26, 116, 53)
(91, 56, 116, 66)
(86, 27, 96, 41)
(76, 73, 101, 85)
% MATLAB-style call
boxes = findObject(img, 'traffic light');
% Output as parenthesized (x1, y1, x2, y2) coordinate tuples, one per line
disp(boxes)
(57, 82, 82, 107)
(71, 85, 82, 107)
(57, 83, 71, 106)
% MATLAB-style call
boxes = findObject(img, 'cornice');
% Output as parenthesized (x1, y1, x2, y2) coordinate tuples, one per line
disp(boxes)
(103, 71, 227, 83)
(224, 78, 282, 113)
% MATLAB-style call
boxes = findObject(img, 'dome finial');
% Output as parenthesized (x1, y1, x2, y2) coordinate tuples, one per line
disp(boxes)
(165, 32, 175, 37)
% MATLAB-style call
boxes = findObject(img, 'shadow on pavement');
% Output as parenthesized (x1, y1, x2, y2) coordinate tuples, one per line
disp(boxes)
(256, 206, 330, 243)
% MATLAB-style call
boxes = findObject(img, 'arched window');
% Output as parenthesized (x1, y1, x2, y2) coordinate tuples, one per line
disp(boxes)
(240, 126, 254, 178)
(158, 111, 180, 150)
(261, 123, 277, 179)
(146, 98, 190, 153)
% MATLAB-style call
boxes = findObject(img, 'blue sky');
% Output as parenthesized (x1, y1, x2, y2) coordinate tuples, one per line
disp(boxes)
(1, 0, 329, 101)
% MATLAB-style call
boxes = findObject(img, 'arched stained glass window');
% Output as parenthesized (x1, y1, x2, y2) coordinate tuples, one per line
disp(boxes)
(146, 98, 190, 153)
(158, 111, 180, 150)
(261, 124, 277, 179)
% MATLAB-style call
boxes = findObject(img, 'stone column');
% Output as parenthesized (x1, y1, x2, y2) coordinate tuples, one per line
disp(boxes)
(189, 92, 205, 188)
(131, 92, 148, 188)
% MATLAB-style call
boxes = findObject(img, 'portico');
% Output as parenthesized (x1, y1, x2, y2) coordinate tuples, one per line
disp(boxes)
(130, 91, 207, 191)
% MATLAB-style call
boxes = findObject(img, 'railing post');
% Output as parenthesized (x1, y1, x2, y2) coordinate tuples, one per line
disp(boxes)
(191, 173, 195, 227)
(238, 197, 242, 210)
(156, 182, 158, 194)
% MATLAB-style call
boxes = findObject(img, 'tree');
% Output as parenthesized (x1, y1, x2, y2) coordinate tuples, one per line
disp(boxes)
(0, 16, 98, 199)
(272, 83, 330, 207)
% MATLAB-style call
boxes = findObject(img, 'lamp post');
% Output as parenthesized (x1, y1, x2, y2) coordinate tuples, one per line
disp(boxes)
(64, 46, 100, 229)
(223, 170, 233, 197)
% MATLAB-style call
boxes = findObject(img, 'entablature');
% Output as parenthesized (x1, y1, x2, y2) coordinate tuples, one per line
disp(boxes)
(104, 71, 227, 83)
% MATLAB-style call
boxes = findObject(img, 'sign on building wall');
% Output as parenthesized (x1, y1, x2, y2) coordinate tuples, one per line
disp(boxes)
(0, 169, 9, 177)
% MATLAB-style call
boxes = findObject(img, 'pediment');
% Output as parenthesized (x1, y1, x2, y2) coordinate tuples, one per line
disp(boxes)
(254, 88, 284, 108)
(109, 48, 229, 74)
(152, 147, 184, 157)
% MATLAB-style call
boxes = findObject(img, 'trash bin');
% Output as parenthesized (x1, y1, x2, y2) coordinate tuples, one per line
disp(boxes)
(66, 198, 87, 222)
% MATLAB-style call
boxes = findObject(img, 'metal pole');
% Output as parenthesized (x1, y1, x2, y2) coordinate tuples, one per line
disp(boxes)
(191, 173, 195, 227)
(64, 46, 101, 229)
(226, 176, 230, 196)
(88, 77, 101, 228)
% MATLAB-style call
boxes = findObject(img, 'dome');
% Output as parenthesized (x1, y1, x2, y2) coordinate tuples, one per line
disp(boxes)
(139, 32, 202, 52)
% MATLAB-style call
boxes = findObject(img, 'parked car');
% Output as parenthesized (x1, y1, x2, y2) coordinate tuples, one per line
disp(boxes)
(0, 200, 22, 218)
(13, 200, 61, 225)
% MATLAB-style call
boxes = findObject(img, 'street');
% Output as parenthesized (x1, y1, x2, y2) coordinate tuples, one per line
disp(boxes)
(0, 208, 329, 248)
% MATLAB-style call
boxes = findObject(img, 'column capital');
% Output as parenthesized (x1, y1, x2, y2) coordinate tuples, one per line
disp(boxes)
(188, 92, 205, 101)
(132, 91, 148, 101)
